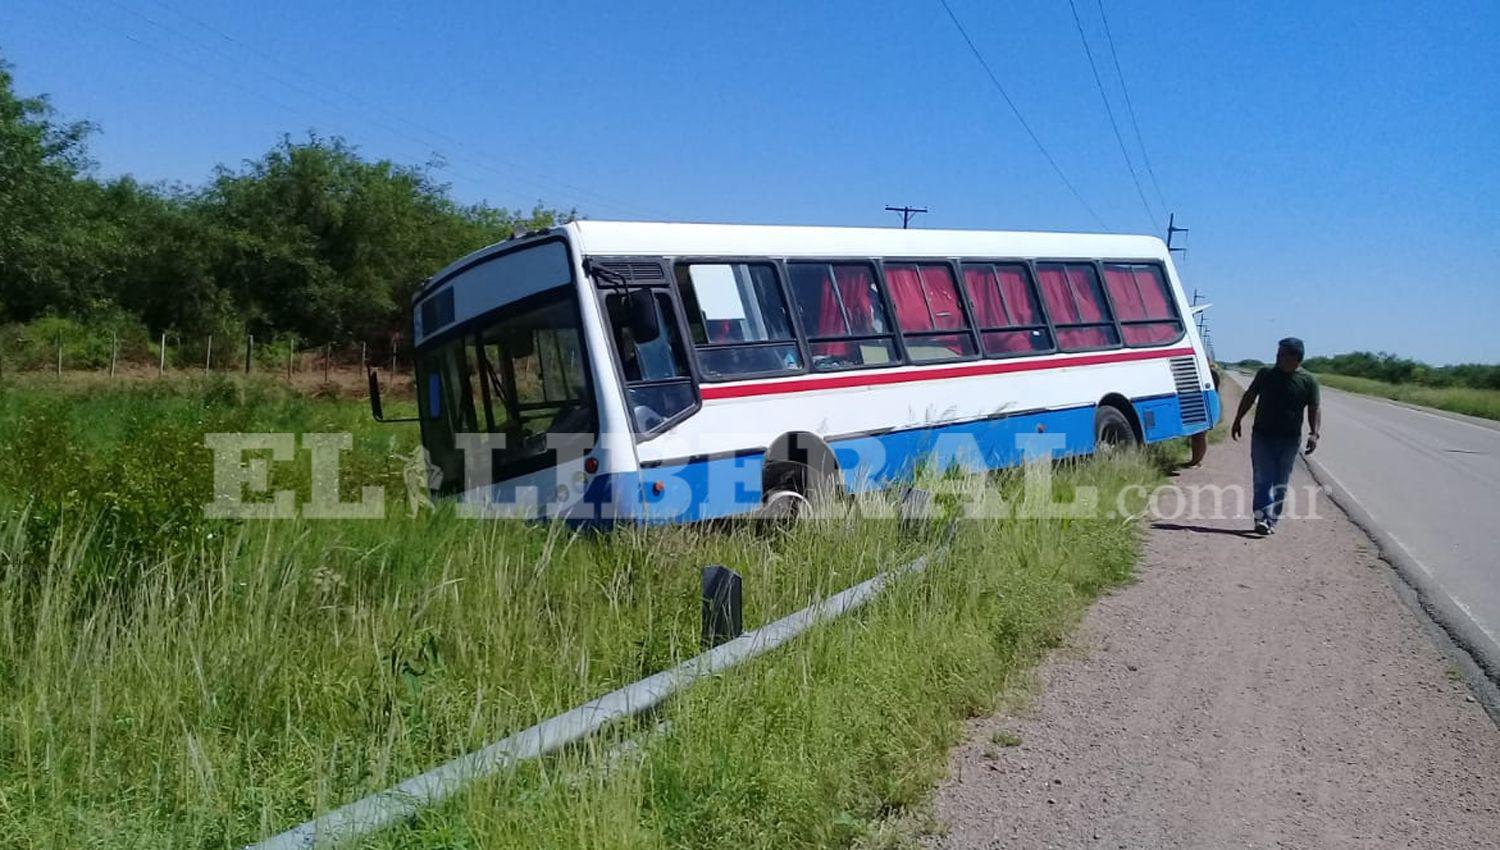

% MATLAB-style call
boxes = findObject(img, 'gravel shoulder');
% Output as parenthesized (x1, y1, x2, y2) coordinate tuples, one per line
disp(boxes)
(929, 385, 1500, 849)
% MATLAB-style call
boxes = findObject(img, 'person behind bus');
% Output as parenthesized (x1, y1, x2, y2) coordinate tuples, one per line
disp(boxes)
(1230, 337, 1321, 535)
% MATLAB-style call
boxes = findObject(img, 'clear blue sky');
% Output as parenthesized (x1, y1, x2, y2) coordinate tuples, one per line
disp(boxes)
(4, 0, 1497, 364)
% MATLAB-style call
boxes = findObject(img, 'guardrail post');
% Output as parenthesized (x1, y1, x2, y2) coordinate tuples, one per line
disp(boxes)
(898, 486, 935, 534)
(701, 565, 743, 649)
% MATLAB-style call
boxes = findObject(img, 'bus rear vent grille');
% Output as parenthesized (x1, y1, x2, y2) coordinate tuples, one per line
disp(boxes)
(1171, 357, 1209, 425)
(597, 261, 666, 282)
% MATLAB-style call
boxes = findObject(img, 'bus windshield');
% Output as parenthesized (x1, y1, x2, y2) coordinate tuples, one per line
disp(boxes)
(416, 284, 596, 490)
(474, 288, 595, 458)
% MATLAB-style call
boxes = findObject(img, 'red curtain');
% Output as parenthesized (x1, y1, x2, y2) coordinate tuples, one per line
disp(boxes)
(1067, 265, 1107, 322)
(708, 320, 743, 343)
(808, 266, 844, 337)
(1138, 267, 1171, 317)
(1103, 266, 1147, 320)
(996, 265, 1039, 325)
(983, 330, 1040, 354)
(1057, 327, 1113, 348)
(833, 265, 882, 334)
(963, 265, 1006, 327)
(1123, 323, 1180, 345)
(885, 265, 930, 331)
(1036, 266, 1080, 324)
(918, 265, 964, 330)
(1104, 265, 1174, 321)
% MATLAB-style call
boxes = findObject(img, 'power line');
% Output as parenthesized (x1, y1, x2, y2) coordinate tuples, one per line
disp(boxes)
(936, 0, 1111, 232)
(90, 0, 662, 218)
(1095, 0, 1169, 214)
(1066, 0, 1158, 233)
(138, 0, 657, 218)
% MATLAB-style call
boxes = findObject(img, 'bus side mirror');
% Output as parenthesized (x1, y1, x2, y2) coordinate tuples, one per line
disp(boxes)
(369, 369, 386, 421)
(623, 290, 661, 343)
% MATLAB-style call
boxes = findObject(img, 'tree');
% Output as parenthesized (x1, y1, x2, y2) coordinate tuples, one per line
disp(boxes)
(2, 49, 575, 347)
(0, 54, 117, 321)
(203, 134, 568, 343)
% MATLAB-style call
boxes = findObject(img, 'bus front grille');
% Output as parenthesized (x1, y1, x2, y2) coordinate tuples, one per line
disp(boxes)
(1171, 357, 1209, 426)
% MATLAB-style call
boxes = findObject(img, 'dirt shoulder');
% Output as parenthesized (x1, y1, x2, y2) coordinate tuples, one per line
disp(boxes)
(929, 388, 1500, 849)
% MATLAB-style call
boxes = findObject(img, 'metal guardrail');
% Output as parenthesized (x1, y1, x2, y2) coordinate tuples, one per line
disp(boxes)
(248, 510, 950, 849)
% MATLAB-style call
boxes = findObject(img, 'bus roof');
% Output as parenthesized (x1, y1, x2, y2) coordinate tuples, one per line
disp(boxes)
(568, 220, 1170, 262)
(419, 220, 1174, 300)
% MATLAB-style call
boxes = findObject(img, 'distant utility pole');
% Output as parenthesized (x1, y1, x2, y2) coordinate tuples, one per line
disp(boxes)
(884, 205, 928, 229)
(1166, 212, 1188, 255)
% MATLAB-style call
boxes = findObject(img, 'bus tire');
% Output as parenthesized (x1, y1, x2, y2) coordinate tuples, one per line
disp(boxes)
(1094, 404, 1138, 453)
(760, 469, 813, 520)
(761, 432, 841, 518)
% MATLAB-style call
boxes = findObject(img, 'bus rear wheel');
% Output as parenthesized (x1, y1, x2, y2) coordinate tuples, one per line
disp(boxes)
(1094, 405, 1138, 453)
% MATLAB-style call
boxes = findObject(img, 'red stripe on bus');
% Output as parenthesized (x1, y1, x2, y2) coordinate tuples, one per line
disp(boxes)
(698, 346, 1198, 401)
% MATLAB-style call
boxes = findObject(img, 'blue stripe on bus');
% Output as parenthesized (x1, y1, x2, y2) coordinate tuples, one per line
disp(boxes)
(576, 389, 1219, 525)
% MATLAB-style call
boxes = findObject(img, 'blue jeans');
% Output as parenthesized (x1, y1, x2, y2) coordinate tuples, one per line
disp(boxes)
(1251, 432, 1300, 526)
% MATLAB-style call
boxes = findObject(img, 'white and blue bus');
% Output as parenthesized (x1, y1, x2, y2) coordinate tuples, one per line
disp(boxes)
(379, 221, 1219, 522)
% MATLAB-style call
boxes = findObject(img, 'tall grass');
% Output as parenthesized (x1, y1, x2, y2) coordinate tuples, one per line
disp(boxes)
(0, 376, 417, 563)
(0, 380, 1169, 848)
(1318, 373, 1500, 422)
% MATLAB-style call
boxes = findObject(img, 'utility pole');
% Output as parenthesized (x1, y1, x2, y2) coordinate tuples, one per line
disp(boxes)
(1166, 212, 1188, 255)
(884, 205, 928, 229)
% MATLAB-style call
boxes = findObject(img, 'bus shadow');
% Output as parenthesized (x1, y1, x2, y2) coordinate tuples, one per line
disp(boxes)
(1150, 522, 1260, 539)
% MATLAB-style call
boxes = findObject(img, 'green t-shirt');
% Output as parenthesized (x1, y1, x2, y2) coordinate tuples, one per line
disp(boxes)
(1249, 366, 1320, 438)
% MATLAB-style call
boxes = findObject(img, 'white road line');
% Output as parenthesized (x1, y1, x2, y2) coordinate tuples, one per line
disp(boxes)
(1325, 386, 1500, 437)
(1308, 451, 1500, 652)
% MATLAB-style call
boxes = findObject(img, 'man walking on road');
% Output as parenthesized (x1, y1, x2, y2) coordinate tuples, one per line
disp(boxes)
(1231, 337, 1321, 535)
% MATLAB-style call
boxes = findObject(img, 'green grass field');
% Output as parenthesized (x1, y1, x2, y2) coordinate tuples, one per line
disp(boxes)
(1315, 373, 1500, 422)
(0, 378, 1173, 848)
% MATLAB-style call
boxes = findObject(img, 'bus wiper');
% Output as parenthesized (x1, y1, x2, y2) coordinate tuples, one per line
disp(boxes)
(584, 259, 630, 286)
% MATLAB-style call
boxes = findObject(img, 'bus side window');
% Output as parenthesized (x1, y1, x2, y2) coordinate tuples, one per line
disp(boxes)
(674, 262, 804, 380)
(786, 262, 899, 372)
(1035, 263, 1121, 351)
(606, 290, 697, 433)
(884, 262, 977, 362)
(961, 263, 1054, 357)
(1101, 263, 1183, 347)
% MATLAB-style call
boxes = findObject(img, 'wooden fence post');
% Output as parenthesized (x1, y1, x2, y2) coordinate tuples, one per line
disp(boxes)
(360, 341, 367, 371)
(110, 332, 118, 378)
(246, 334, 254, 375)
(205, 334, 213, 373)
(158, 332, 167, 377)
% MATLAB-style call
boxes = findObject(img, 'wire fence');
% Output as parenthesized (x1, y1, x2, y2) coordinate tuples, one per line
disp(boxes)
(0, 329, 413, 389)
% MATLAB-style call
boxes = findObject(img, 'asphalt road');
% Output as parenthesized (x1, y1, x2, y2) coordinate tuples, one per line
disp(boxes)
(1234, 372, 1500, 679)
